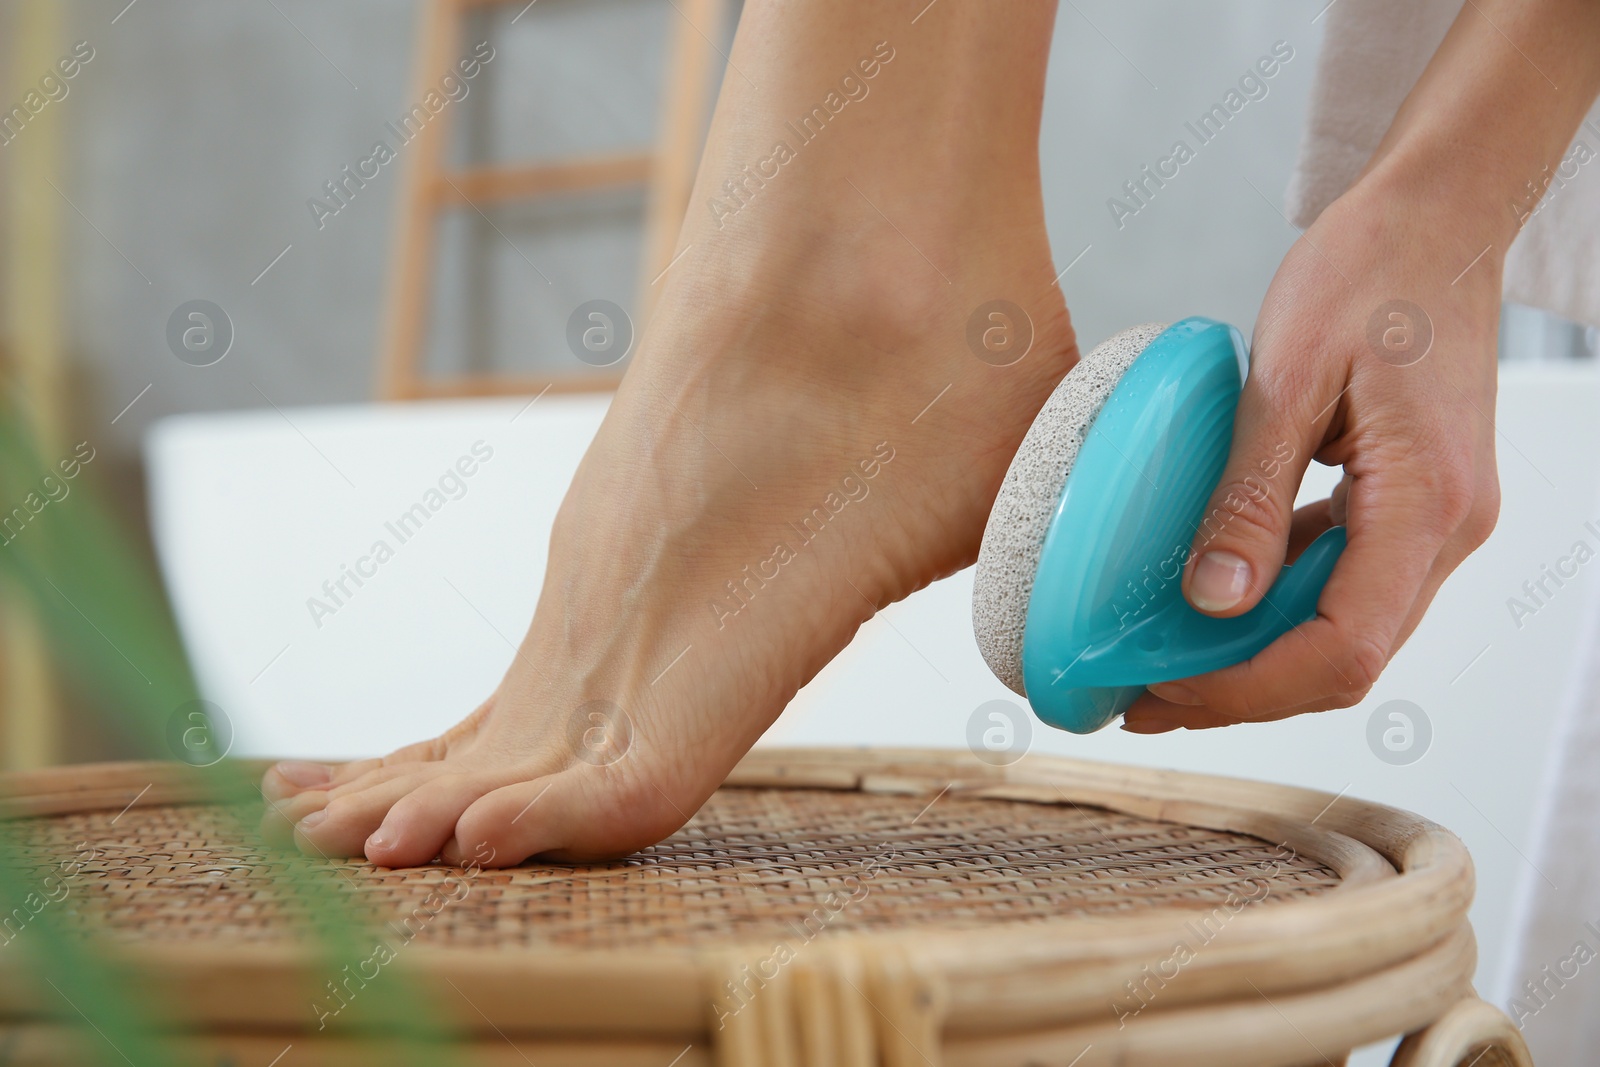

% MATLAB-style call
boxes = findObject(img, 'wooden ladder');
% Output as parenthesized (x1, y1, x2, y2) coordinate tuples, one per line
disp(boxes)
(376, 0, 727, 401)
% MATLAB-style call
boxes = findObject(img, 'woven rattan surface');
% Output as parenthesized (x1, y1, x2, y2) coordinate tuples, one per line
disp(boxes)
(0, 752, 1484, 1065)
(8, 784, 1342, 952)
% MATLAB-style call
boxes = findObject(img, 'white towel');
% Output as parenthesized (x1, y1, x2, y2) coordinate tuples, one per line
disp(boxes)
(1293, 4, 1600, 1058)
(1287, 0, 1600, 330)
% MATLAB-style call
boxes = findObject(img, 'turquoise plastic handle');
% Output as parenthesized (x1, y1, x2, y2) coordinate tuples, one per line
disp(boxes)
(1054, 525, 1345, 688)
(1020, 318, 1346, 733)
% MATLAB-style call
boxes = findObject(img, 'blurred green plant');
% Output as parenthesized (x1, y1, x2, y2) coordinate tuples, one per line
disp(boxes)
(0, 403, 467, 1066)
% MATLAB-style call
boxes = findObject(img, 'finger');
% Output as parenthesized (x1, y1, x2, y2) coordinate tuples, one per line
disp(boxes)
(1182, 336, 1338, 618)
(1174, 703, 1328, 730)
(1389, 525, 1484, 654)
(1285, 497, 1335, 563)
(1152, 449, 1471, 720)
(1154, 510, 1487, 726)
(1330, 472, 1353, 525)
(1122, 691, 1244, 732)
(1127, 689, 1333, 731)
(1144, 488, 1484, 725)
(1135, 496, 1334, 715)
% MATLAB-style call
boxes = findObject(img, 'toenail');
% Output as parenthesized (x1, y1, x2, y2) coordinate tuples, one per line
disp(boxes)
(366, 829, 392, 853)
(297, 809, 327, 830)
(276, 761, 333, 787)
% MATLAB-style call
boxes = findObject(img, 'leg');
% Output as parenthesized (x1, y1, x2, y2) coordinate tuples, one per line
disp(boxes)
(263, 0, 1076, 866)
(1389, 997, 1533, 1067)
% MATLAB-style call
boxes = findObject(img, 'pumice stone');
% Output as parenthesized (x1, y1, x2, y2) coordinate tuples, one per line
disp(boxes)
(972, 317, 1346, 734)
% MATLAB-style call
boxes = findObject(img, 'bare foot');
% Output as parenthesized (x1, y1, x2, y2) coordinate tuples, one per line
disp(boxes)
(260, 1, 1074, 867)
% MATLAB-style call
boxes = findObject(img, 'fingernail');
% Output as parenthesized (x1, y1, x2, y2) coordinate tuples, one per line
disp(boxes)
(1191, 551, 1252, 612)
(1147, 682, 1204, 706)
(275, 760, 333, 787)
(297, 809, 327, 831)
(1122, 719, 1179, 734)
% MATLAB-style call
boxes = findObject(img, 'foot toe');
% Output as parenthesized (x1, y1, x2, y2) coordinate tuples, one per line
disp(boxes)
(325, 756, 386, 790)
(445, 772, 574, 867)
(324, 761, 435, 801)
(323, 735, 448, 790)
(450, 767, 685, 867)
(365, 773, 495, 868)
(294, 774, 437, 858)
(262, 760, 334, 801)
(259, 788, 330, 848)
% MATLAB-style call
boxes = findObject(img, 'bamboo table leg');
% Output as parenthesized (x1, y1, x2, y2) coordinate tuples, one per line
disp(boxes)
(1389, 998, 1532, 1067)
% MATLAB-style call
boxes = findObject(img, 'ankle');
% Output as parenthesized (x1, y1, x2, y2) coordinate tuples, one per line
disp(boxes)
(657, 205, 1058, 379)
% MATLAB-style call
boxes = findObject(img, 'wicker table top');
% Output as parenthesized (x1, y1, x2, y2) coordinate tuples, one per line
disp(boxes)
(6, 782, 1344, 953)
(0, 748, 1476, 1067)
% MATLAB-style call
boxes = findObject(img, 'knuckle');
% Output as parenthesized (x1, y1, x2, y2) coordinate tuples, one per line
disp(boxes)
(1329, 632, 1389, 704)
(1196, 666, 1278, 722)
(1196, 474, 1284, 551)
(318, 799, 346, 823)
(385, 791, 427, 825)
(1405, 440, 1477, 533)
(1433, 469, 1477, 533)
(1216, 687, 1271, 722)
(453, 810, 499, 858)
(1462, 479, 1502, 548)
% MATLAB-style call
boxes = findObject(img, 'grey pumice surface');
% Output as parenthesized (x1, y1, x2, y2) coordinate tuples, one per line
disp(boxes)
(972, 322, 1170, 696)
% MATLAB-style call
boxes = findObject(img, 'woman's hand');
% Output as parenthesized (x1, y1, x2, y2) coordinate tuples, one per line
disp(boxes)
(1121, 174, 1504, 732)
(1119, 0, 1600, 732)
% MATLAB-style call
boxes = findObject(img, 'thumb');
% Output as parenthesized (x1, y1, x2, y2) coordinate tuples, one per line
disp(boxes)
(1182, 373, 1326, 617)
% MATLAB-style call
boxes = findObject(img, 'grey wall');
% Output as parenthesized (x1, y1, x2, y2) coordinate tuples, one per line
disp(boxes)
(51, 0, 681, 459)
(38, 0, 1324, 461)
(1040, 4, 1321, 348)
